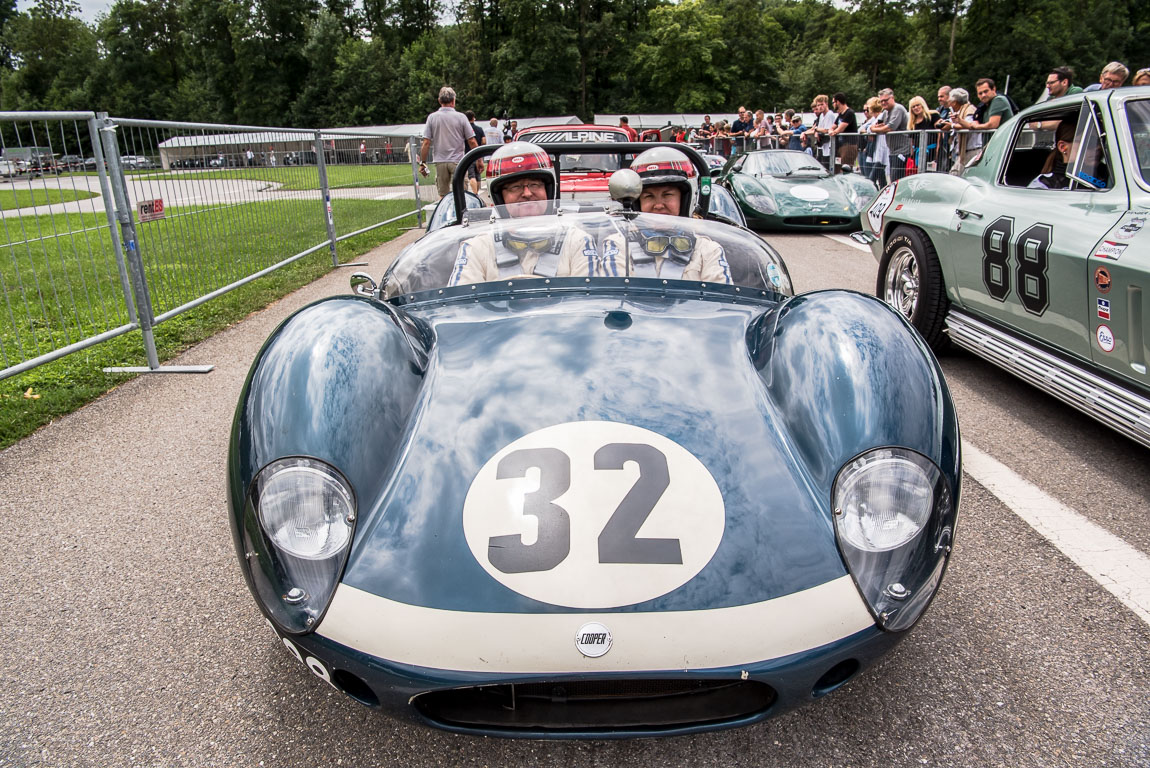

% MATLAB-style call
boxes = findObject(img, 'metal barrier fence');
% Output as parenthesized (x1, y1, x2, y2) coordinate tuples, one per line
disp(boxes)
(0, 111, 425, 380)
(692, 128, 998, 183)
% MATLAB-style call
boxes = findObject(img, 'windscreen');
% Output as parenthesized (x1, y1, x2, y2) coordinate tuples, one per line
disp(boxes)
(1125, 99, 1150, 185)
(383, 205, 792, 298)
(745, 151, 827, 176)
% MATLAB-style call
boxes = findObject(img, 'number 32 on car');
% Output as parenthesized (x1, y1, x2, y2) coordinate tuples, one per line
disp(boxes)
(462, 421, 725, 610)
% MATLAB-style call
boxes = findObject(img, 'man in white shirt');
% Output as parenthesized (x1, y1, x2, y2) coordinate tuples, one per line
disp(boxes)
(419, 86, 478, 198)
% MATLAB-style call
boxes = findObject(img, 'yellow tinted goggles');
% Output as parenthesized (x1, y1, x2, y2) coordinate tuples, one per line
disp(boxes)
(504, 236, 553, 253)
(640, 233, 695, 256)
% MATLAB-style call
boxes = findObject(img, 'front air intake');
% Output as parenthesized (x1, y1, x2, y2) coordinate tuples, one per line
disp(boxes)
(413, 679, 776, 733)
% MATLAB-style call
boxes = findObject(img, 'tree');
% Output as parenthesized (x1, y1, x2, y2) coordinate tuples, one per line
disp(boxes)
(291, 11, 349, 126)
(777, 40, 869, 108)
(88, 0, 183, 118)
(633, 0, 728, 112)
(0, 0, 97, 110)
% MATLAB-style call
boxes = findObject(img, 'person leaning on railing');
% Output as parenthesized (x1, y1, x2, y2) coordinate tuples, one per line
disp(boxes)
(858, 97, 888, 187)
(907, 96, 940, 170)
(936, 87, 980, 173)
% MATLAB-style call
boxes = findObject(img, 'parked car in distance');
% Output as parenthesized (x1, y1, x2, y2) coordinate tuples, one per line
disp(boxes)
(863, 87, 1150, 448)
(121, 155, 156, 170)
(58, 154, 84, 170)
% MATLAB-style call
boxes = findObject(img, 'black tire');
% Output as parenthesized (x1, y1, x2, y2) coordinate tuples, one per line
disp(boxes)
(876, 225, 949, 350)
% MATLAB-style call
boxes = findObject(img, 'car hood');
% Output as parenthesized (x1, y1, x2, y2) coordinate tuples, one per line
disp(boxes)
(339, 295, 842, 614)
(298, 290, 948, 616)
(736, 173, 861, 211)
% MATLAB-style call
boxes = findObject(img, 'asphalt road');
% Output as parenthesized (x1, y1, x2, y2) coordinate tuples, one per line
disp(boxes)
(0, 230, 1147, 767)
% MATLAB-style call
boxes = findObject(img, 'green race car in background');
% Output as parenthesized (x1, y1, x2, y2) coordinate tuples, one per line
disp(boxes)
(719, 150, 878, 231)
(862, 87, 1150, 448)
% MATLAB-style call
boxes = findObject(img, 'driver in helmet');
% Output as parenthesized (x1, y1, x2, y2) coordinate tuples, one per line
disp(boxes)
(448, 142, 599, 286)
(599, 147, 732, 284)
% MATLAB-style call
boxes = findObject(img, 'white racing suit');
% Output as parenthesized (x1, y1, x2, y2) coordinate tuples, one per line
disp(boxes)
(598, 231, 732, 283)
(448, 224, 599, 286)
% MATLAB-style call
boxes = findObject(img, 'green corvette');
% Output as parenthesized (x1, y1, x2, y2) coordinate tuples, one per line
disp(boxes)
(862, 87, 1150, 448)
(719, 150, 878, 231)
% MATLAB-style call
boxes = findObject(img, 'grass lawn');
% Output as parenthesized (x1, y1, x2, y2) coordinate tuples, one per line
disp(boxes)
(131, 163, 430, 191)
(0, 186, 99, 211)
(0, 196, 418, 449)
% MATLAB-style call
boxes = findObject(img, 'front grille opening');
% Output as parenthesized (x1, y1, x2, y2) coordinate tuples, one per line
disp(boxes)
(333, 669, 380, 708)
(811, 658, 860, 697)
(783, 216, 852, 227)
(414, 679, 776, 733)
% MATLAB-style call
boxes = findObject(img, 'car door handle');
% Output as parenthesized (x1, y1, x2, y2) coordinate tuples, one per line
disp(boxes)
(955, 208, 983, 220)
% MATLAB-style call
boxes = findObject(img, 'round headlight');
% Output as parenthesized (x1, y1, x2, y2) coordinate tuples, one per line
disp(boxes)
(833, 450, 936, 552)
(744, 193, 777, 214)
(256, 459, 353, 560)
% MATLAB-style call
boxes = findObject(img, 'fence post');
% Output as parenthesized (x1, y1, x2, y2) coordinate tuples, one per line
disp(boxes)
(99, 118, 213, 375)
(315, 132, 339, 267)
(409, 137, 425, 229)
(89, 113, 136, 326)
(99, 117, 160, 370)
(918, 130, 930, 173)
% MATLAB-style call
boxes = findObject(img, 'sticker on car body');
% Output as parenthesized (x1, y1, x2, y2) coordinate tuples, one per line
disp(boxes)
(1097, 324, 1115, 352)
(1097, 298, 1111, 320)
(1093, 241, 1126, 260)
(1113, 215, 1146, 240)
(461, 421, 725, 609)
(1095, 267, 1112, 294)
(790, 185, 829, 202)
(866, 183, 896, 235)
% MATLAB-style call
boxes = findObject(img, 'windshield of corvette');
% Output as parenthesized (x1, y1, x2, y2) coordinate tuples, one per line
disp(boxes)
(743, 151, 827, 177)
(1127, 99, 1150, 185)
(383, 204, 792, 298)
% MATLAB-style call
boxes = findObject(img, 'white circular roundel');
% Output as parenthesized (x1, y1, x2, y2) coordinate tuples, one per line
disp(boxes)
(575, 622, 612, 658)
(790, 184, 830, 202)
(1097, 324, 1115, 352)
(462, 421, 725, 608)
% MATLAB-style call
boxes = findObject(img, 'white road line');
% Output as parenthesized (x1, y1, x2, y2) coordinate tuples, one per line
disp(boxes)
(823, 232, 872, 253)
(962, 440, 1150, 627)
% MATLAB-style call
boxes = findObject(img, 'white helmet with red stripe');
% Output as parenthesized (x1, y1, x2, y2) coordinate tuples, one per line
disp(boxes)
(630, 146, 698, 217)
(487, 141, 557, 205)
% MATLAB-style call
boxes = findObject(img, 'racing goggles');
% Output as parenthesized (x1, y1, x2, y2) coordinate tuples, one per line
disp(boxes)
(639, 230, 695, 257)
(504, 234, 555, 254)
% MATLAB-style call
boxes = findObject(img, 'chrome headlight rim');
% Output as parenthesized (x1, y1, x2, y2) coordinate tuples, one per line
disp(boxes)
(832, 446, 956, 633)
(254, 457, 356, 560)
(244, 455, 358, 636)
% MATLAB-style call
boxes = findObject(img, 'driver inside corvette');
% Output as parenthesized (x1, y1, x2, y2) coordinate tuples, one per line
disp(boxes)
(447, 141, 600, 285)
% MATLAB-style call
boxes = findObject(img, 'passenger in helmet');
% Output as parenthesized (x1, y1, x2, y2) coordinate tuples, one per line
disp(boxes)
(599, 147, 731, 284)
(448, 142, 600, 286)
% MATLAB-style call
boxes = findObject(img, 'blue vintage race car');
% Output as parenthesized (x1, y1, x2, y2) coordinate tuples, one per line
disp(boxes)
(228, 144, 960, 738)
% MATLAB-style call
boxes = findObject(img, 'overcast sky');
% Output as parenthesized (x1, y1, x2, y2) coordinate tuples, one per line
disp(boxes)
(17, 0, 112, 23)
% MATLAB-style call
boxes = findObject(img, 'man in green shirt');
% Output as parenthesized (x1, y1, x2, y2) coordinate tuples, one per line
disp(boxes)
(1043, 67, 1084, 101)
(953, 78, 1014, 133)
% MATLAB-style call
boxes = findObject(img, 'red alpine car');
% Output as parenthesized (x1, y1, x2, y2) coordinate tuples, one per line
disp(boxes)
(512, 125, 633, 199)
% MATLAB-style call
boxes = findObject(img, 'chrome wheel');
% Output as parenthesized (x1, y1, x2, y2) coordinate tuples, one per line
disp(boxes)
(883, 246, 919, 319)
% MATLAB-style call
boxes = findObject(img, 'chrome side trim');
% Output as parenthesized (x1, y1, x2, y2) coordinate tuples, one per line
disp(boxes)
(946, 311, 1150, 448)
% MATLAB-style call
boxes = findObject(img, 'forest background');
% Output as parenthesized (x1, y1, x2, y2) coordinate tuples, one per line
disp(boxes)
(1, 0, 1147, 128)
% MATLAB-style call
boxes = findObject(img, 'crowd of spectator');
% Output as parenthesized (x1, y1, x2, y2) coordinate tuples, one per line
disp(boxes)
(675, 60, 1149, 185)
